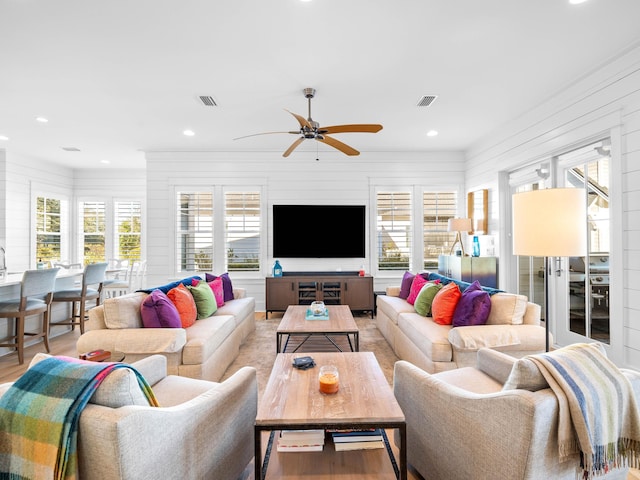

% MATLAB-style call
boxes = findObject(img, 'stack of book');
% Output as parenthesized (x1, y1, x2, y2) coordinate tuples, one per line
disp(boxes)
(276, 429, 325, 452)
(330, 428, 385, 451)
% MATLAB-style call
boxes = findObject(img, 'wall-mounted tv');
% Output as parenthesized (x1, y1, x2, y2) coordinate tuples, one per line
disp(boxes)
(273, 205, 366, 258)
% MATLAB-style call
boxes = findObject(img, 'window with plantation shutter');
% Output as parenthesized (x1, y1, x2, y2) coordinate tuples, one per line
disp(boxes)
(115, 201, 142, 262)
(177, 192, 213, 272)
(80, 201, 106, 264)
(423, 191, 457, 268)
(376, 191, 411, 270)
(225, 191, 260, 271)
(36, 196, 63, 265)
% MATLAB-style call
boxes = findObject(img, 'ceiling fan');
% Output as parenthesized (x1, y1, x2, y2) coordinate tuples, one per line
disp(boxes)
(234, 88, 383, 157)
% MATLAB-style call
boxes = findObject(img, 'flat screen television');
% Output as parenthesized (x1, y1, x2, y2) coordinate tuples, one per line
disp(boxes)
(273, 205, 366, 258)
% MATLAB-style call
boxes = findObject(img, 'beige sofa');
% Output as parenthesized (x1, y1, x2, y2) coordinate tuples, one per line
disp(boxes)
(76, 287, 255, 381)
(376, 277, 546, 373)
(393, 347, 639, 479)
(0, 354, 258, 480)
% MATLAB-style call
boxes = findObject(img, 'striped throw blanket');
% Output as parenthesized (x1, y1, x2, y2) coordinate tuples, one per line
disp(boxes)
(0, 356, 158, 480)
(529, 343, 640, 479)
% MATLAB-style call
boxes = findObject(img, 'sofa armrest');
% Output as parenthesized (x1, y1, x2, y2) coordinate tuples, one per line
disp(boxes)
(385, 286, 401, 297)
(476, 348, 516, 384)
(76, 328, 187, 357)
(77, 366, 258, 480)
(448, 325, 521, 350)
(86, 305, 108, 331)
(233, 287, 246, 299)
(130, 354, 168, 386)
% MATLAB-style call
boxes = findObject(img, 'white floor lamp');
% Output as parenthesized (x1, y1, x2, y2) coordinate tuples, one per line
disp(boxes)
(512, 188, 587, 351)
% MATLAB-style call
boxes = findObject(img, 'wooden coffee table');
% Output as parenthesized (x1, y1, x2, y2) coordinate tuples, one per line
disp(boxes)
(276, 305, 359, 353)
(255, 351, 406, 479)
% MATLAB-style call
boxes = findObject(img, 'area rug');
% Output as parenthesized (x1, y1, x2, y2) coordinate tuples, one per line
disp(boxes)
(221, 313, 400, 398)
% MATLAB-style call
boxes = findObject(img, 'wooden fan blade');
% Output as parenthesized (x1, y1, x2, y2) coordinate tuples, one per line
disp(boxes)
(318, 135, 360, 156)
(285, 109, 312, 129)
(283, 137, 305, 157)
(233, 131, 298, 140)
(320, 124, 383, 134)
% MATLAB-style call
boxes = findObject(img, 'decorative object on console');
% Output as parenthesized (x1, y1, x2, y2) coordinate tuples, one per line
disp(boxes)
(512, 188, 587, 351)
(447, 218, 473, 256)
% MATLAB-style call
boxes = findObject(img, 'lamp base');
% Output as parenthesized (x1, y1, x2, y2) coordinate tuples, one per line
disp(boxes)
(448, 232, 466, 256)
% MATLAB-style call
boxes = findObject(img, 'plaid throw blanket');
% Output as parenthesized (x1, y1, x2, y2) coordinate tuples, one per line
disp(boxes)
(529, 343, 640, 479)
(0, 356, 158, 480)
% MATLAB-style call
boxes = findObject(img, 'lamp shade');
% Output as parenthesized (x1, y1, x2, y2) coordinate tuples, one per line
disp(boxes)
(447, 218, 472, 232)
(512, 188, 587, 257)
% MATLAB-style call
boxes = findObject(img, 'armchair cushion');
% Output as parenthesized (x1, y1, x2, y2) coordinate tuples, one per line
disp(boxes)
(103, 292, 146, 329)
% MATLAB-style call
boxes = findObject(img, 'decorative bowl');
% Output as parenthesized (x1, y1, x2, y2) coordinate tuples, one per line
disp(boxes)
(310, 301, 326, 315)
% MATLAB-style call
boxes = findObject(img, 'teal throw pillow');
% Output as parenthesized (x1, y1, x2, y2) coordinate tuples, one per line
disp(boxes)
(414, 282, 443, 316)
(187, 280, 218, 319)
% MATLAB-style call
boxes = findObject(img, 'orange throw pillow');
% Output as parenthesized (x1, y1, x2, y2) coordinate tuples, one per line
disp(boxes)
(166, 283, 197, 328)
(431, 282, 462, 325)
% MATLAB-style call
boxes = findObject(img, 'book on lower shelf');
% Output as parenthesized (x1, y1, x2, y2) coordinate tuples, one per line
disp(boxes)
(334, 440, 385, 451)
(277, 429, 325, 452)
(330, 428, 384, 443)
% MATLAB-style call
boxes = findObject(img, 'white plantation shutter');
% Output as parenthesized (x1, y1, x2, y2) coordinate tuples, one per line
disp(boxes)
(115, 201, 142, 261)
(36, 196, 63, 264)
(80, 201, 106, 264)
(225, 191, 260, 271)
(423, 191, 457, 269)
(177, 192, 213, 272)
(377, 191, 411, 270)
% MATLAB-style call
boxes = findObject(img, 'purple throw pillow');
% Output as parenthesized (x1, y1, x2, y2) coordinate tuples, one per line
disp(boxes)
(452, 280, 492, 327)
(205, 272, 234, 302)
(399, 271, 415, 299)
(140, 290, 182, 328)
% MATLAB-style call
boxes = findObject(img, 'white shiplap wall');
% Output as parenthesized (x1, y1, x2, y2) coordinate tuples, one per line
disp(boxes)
(464, 43, 640, 369)
(145, 150, 466, 310)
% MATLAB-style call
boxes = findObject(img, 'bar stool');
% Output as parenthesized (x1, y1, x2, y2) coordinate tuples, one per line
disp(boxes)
(0, 268, 60, 364)
(51, 262, 108, 334)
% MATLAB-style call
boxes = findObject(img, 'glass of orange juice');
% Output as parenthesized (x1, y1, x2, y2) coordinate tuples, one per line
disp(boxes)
(319, 365, 339, 394)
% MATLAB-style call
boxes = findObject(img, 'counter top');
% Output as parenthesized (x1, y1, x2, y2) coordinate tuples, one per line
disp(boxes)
(0, 268, 84, 288)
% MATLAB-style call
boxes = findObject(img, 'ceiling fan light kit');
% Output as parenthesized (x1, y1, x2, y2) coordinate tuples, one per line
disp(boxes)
(235, 88, 383, 157)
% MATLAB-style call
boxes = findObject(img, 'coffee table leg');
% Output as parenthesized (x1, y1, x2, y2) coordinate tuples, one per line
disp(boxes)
(400, 423, 407, 480)
(254, 426, 262, 480)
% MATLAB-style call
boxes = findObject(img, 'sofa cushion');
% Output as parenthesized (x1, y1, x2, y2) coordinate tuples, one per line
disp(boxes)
(486, 293, 528, 325)
(181, 314, 237, 365)
(140, 290, 181, 328)
(399, 271, 415, 300)
(407, 275, 429, 305)
(414, 282, 442, 317)
(167, 283, 197, 328)
(397, 312, 452, 362)
(187, 280, 218, 319)
(28, 353, 150, 408)
(377, 294, 416, 325)
(216, 296, 255, 328)
(205, 272, 234, 302)
(452, 280, 492, 327)
(103, 292, 146, 329)
(448, 325, 521, 350)
(431, 282, 462, 325)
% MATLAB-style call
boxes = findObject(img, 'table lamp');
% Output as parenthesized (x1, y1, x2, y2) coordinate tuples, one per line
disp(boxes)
(512, 188, 587, 351)
(448, 218, 472, 256)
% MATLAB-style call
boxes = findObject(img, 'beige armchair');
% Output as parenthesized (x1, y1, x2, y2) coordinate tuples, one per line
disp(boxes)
(0, 355, 258, 480)
(393, 348, 640, 480)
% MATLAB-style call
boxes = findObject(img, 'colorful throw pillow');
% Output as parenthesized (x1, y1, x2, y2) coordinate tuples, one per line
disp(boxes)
(139, 276, 202, 294)
(207, 277, 225, 307)
(414, 282, 443, 317)
(140, 290, 182, 328)
(166, 283, 197, 328)
(205, 272, 234, 302)
(399, 271, 415, 299)
(431, 282, 462, 325)
(406, 275, 429, 305)
(187, 280, 217, 319)
(452, 280, 492, 327)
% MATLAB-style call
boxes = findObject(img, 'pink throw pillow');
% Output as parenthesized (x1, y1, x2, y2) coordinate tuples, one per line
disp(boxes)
(407, 275, 428, 305)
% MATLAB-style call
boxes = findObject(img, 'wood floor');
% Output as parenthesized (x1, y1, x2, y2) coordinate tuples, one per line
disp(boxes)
(2, 329, 639, 480)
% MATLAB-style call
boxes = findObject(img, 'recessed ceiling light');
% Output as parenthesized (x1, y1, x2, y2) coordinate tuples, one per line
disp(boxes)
(183, 129, 195, 137)
(36, 116, 49, 123)
(0, 135, 9, 141)
(100, 160, 110, 164)
(569, 0, 587, 4)
(427, 130, 438, 137)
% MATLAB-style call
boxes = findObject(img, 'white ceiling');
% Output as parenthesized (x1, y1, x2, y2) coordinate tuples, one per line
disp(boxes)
(2, 0, 640, 169)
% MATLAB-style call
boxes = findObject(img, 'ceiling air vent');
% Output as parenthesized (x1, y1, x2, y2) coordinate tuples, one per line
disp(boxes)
(61, 147, 81, 152)
(416, 95, 438, 107)
(198, 95, 218, 107)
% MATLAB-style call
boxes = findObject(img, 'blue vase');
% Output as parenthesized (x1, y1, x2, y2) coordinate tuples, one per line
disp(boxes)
(273, 260, 283, 277)
(472, 236, 480, 257)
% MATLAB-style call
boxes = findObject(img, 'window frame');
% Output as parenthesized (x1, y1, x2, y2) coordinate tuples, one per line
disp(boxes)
(32, 190, 70, 268)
